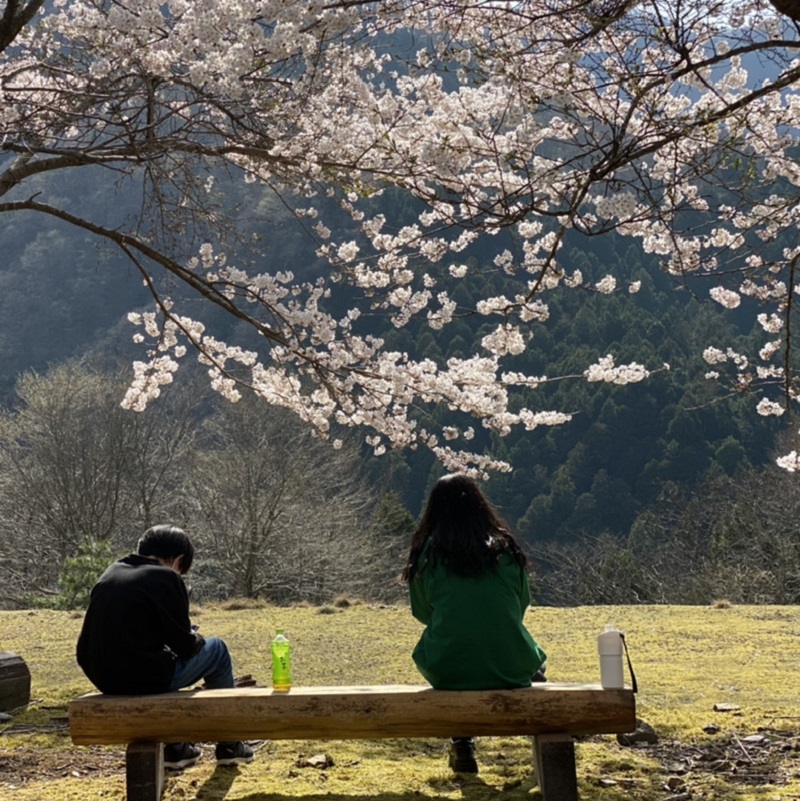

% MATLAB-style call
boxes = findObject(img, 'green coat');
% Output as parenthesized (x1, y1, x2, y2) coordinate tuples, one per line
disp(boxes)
(409, 551, 547, 690)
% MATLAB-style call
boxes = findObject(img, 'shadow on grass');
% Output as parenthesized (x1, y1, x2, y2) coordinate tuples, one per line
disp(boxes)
(199, 790, 544, 801)
(193, 764, 241, 799)
(191, 771, 545, 801)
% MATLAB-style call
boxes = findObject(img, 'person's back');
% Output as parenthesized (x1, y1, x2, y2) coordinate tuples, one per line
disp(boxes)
(77, 554, 198, 695)
(409, 549, 542, 690)
(403, 474, 547, 774)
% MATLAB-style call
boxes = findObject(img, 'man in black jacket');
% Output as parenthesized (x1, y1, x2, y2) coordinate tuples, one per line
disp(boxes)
(77, 524, 254, 769)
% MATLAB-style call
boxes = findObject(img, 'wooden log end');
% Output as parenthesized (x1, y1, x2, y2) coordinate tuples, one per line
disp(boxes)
(0, 652, 32, 713)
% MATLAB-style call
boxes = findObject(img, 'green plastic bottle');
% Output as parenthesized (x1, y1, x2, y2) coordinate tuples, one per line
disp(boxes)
(271, 629, 292, 692)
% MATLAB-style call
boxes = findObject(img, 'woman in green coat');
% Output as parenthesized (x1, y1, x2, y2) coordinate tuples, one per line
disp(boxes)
(403, 473, 547, 774)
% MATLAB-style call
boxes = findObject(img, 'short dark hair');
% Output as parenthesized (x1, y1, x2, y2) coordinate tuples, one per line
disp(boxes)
(137, 524, 194, 574)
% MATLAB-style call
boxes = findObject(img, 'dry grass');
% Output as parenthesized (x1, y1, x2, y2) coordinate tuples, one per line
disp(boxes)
(2, 603, 800, 801)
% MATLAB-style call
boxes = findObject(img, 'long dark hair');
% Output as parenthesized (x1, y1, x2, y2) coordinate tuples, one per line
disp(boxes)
(402, 474, 527, 581)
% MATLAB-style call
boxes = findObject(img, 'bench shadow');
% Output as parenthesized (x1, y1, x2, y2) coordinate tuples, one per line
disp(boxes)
(190, 740, 543, 801)
(216, 780, 543, 801)
(193, 764, 240, 800)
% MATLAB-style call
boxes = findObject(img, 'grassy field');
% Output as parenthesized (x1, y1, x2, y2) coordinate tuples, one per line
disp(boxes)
(2, 601, 800, 801)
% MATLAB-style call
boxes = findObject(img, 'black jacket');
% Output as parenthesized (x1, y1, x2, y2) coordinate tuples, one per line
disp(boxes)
(76, 554, 203, 694)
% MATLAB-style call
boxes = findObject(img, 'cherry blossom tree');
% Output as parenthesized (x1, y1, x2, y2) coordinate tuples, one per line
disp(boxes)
(3, 0, 800, 473)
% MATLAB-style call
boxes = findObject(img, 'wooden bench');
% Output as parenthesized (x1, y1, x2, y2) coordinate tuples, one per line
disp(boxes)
(69, 682, 636, 801)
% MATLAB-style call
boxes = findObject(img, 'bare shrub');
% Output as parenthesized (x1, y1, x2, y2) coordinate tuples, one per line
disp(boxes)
(184, 397, 401, 605)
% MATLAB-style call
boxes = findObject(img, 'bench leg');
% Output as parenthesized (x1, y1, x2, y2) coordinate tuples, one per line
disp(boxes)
(126, 743, 164, 801)
(532, 734, 577, 801)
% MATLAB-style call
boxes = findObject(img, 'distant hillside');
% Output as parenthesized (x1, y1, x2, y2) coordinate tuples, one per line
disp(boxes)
(0, 170, 782, 546)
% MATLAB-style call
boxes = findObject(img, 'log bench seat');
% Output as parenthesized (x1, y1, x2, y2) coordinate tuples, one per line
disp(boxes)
(69, 682, 636, 801)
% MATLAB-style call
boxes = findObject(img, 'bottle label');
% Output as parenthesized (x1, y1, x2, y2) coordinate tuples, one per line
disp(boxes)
(272, 641, 292, 689)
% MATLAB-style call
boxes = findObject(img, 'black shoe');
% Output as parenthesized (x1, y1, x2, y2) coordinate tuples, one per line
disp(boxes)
(448, 738, 478, 774)
(163, 742, 202, 770)
(215, 741, 255, 766)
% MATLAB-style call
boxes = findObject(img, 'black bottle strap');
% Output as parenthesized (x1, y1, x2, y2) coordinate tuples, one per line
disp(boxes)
(620, 632, 638, 693)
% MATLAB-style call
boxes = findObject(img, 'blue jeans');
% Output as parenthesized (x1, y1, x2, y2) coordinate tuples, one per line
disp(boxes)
(168, 636, 234, 691)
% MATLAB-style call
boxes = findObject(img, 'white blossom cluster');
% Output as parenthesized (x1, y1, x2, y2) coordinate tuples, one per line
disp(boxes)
(594, 192, 638, 220)
(777, 451, 800, 472)
(759, 341, 782, 361)
(756, 398, 785, 417)
(481, 324, 526, 357)
(703, 347, 728, 365)
(709, 287, 741, 309)
(594, 276, 617, 295)
(584, 356, 653, 385)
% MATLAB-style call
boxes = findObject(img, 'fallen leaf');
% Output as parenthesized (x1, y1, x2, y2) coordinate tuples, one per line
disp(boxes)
(296, 753, 334, 769)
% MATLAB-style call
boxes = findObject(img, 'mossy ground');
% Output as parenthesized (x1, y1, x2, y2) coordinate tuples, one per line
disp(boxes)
(2, 603, 800, 800)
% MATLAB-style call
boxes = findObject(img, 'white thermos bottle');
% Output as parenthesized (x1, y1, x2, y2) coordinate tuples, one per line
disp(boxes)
(597, 624, 624, 689)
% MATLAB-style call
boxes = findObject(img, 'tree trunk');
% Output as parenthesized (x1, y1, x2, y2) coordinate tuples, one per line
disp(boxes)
(0, 652, 31, 713)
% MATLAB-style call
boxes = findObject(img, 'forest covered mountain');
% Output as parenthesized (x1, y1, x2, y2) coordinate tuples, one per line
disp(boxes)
(0, 169, 784, 552)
